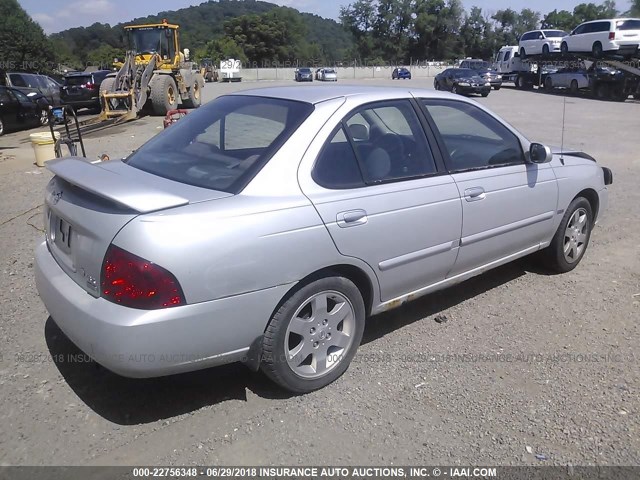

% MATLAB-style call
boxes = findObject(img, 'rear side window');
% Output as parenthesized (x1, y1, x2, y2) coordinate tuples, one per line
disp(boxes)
(617, 20, 640, 30)
(313, 100, 437, 189)
(594, 21, 610, 32)
(126, 95, 313, 193)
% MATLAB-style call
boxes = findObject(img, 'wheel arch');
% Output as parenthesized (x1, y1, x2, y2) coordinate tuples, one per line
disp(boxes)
(243, 263, 376, 372)
(574, 188, 600, 223)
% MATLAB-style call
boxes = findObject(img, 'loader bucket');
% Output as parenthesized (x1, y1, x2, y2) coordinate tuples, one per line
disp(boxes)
(99, 90, 140, 122)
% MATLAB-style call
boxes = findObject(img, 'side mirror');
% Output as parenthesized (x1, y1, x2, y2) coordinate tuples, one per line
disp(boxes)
(529, 143, 552, 163)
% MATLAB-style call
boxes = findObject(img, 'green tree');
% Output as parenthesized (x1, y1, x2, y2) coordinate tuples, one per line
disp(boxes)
(629, 0, 640, 15)
(0, 0, 54, 73)
(198, 37, 248, 65)
(86, 45, 122, 70)
(541, 9, 575, 31)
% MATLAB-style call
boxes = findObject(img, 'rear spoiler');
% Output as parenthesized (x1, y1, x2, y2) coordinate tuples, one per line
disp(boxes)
(47, 157, 189, 213)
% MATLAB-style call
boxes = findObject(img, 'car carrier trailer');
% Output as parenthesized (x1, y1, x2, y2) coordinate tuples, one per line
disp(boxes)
(494, 45, 640, 101)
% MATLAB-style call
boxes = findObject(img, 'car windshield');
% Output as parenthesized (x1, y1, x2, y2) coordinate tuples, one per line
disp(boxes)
(453, 69, 477, 78)
(325, 69, 336, 74)
(617, 20, 640, 30)
(399, 68, 409, 73)
(126, 95, 314, 193)
(544, 30, 568, 37)
(299, 68, 311, 73)
(64, 75, 91, 86)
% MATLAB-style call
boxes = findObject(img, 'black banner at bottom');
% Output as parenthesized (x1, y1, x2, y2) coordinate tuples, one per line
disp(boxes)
(0, 466, 638, 480)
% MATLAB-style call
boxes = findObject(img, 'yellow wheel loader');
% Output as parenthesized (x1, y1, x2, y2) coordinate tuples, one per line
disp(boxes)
(99, 20, 205, 122)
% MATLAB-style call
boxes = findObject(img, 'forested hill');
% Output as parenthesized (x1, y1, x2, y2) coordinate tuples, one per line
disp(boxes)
(49, 0, 355, 67)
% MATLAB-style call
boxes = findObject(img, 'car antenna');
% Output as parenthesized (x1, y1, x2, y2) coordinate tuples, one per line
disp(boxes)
(559, 96, 566, 165)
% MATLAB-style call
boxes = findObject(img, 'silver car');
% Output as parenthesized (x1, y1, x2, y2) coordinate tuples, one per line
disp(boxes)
(35, 86, 612, 393)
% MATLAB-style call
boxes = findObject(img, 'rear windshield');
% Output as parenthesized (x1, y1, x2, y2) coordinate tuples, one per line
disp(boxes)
(617, 20, 640, 30)
(126, 95, 314, 193)
(64, 75, 91, 86)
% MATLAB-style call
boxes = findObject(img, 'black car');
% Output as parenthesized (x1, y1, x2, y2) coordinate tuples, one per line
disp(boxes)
(294, 68, 313, 82)
(0, 86, 43, 136)
(477, 68, 503, 90)
(1, 72, 61, 123)
(60, 70, 112, 111)
(434, 68, 491, 97)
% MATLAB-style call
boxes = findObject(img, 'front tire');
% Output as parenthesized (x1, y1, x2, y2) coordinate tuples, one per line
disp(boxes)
(542, 44, 550, 55)
(561, 42, 569, 54)
(261, 275, 365, 393)
(570, 79, 579, 95)
(150, 75, 179, 116)
(452, 85, 459, 94)
(520, 48, 526, 59)
(541, 197, 593, 273)
(544, 76, 554, 92)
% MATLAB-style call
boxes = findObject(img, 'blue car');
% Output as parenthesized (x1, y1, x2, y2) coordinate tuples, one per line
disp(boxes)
(392, 67, 412, 80)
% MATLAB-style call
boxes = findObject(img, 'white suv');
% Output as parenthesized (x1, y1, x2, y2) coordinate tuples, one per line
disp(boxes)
(561, 18, 640, 57)
(519, 29, 568, 57)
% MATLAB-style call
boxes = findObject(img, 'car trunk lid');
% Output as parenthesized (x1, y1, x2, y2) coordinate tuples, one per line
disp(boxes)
(44, 157, 231, 297)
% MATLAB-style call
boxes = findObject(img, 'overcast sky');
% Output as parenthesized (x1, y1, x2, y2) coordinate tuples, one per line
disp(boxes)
(20, 0, 633, 34)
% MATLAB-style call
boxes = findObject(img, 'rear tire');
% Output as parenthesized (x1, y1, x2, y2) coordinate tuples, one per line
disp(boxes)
(261, 275, 365, 393)
(150, 75, 179, 116)
(561, 42, 569, 54)
(182, 81, 202, 109)
(592, 42, 603, 58)
(540, 197, 593, 273)
(544, 76, 554, 92)
(520, 48, 526, 59)
(493, 86, 501, 90)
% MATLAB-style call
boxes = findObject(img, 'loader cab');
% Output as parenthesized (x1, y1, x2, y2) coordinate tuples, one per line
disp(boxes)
(125, 20, 180, 70)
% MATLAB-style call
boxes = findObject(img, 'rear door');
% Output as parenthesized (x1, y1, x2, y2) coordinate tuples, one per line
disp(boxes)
(420, 98, 558, 276)
(299, 99, 462, 302)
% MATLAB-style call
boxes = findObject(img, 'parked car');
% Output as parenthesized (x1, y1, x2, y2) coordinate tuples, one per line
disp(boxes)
(434, 68, 491, 96)
(519, 29, 569, 57)
(317, 68, 338, 81)
(560, 18, 640, 57)
(294, 68, 313, 82)
(392, 67, 412, 79)
(1, 72, 61, 117)
(35, 86, 611, 393)
(0, 85, 44, 136)
(477, 68, 503, 90)
(460, 60, 503, 90)
(545, 63, 627, 100)
(60, 70, 112, 112)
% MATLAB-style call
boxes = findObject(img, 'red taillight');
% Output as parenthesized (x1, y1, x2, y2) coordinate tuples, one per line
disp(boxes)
(609, 32, 615, 40)
(85, 82, 96, 89)
(101, 245, 185, 309)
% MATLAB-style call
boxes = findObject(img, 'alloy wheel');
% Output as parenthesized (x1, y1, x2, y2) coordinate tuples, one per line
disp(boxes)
(563, 207, 589, 264)
(284, 290, 357, 379)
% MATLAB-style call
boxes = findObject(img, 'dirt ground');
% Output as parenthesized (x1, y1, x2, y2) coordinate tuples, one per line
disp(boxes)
(0, 78, 638, 467)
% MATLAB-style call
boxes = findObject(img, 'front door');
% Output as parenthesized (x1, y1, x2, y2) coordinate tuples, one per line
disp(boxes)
(420, 98, 558, 276)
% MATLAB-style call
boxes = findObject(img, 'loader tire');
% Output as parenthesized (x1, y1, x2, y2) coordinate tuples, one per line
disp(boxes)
(182, 81, 202, 109)
(150, 75, 179, 116)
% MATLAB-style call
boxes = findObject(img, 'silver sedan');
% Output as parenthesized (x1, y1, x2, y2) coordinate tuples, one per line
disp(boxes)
(35, 86, 612, 392)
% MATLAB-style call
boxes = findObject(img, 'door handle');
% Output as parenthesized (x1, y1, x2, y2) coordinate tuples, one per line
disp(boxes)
(464, 187, 486, 202)
(337, 209, 368, 228)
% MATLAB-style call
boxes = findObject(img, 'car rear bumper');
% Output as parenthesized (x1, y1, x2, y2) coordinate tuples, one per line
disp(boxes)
(35, 241, 294, 378)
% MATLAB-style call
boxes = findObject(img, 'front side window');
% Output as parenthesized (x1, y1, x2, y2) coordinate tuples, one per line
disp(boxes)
(126, 95, 313, 193)
(313, 100, 437, 188)
(422, 99, 524, 172)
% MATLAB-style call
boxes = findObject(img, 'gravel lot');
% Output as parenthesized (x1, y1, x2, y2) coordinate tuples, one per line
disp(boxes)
(0, 78, 638, 467)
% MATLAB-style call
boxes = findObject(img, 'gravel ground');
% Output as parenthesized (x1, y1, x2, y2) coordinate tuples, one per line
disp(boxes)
(0, 78, 638, 467)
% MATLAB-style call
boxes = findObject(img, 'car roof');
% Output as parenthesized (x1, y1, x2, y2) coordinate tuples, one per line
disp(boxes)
(65, 70, 110, 77)
(230, 85, 464, 105)
(579, 18, 638, 24)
